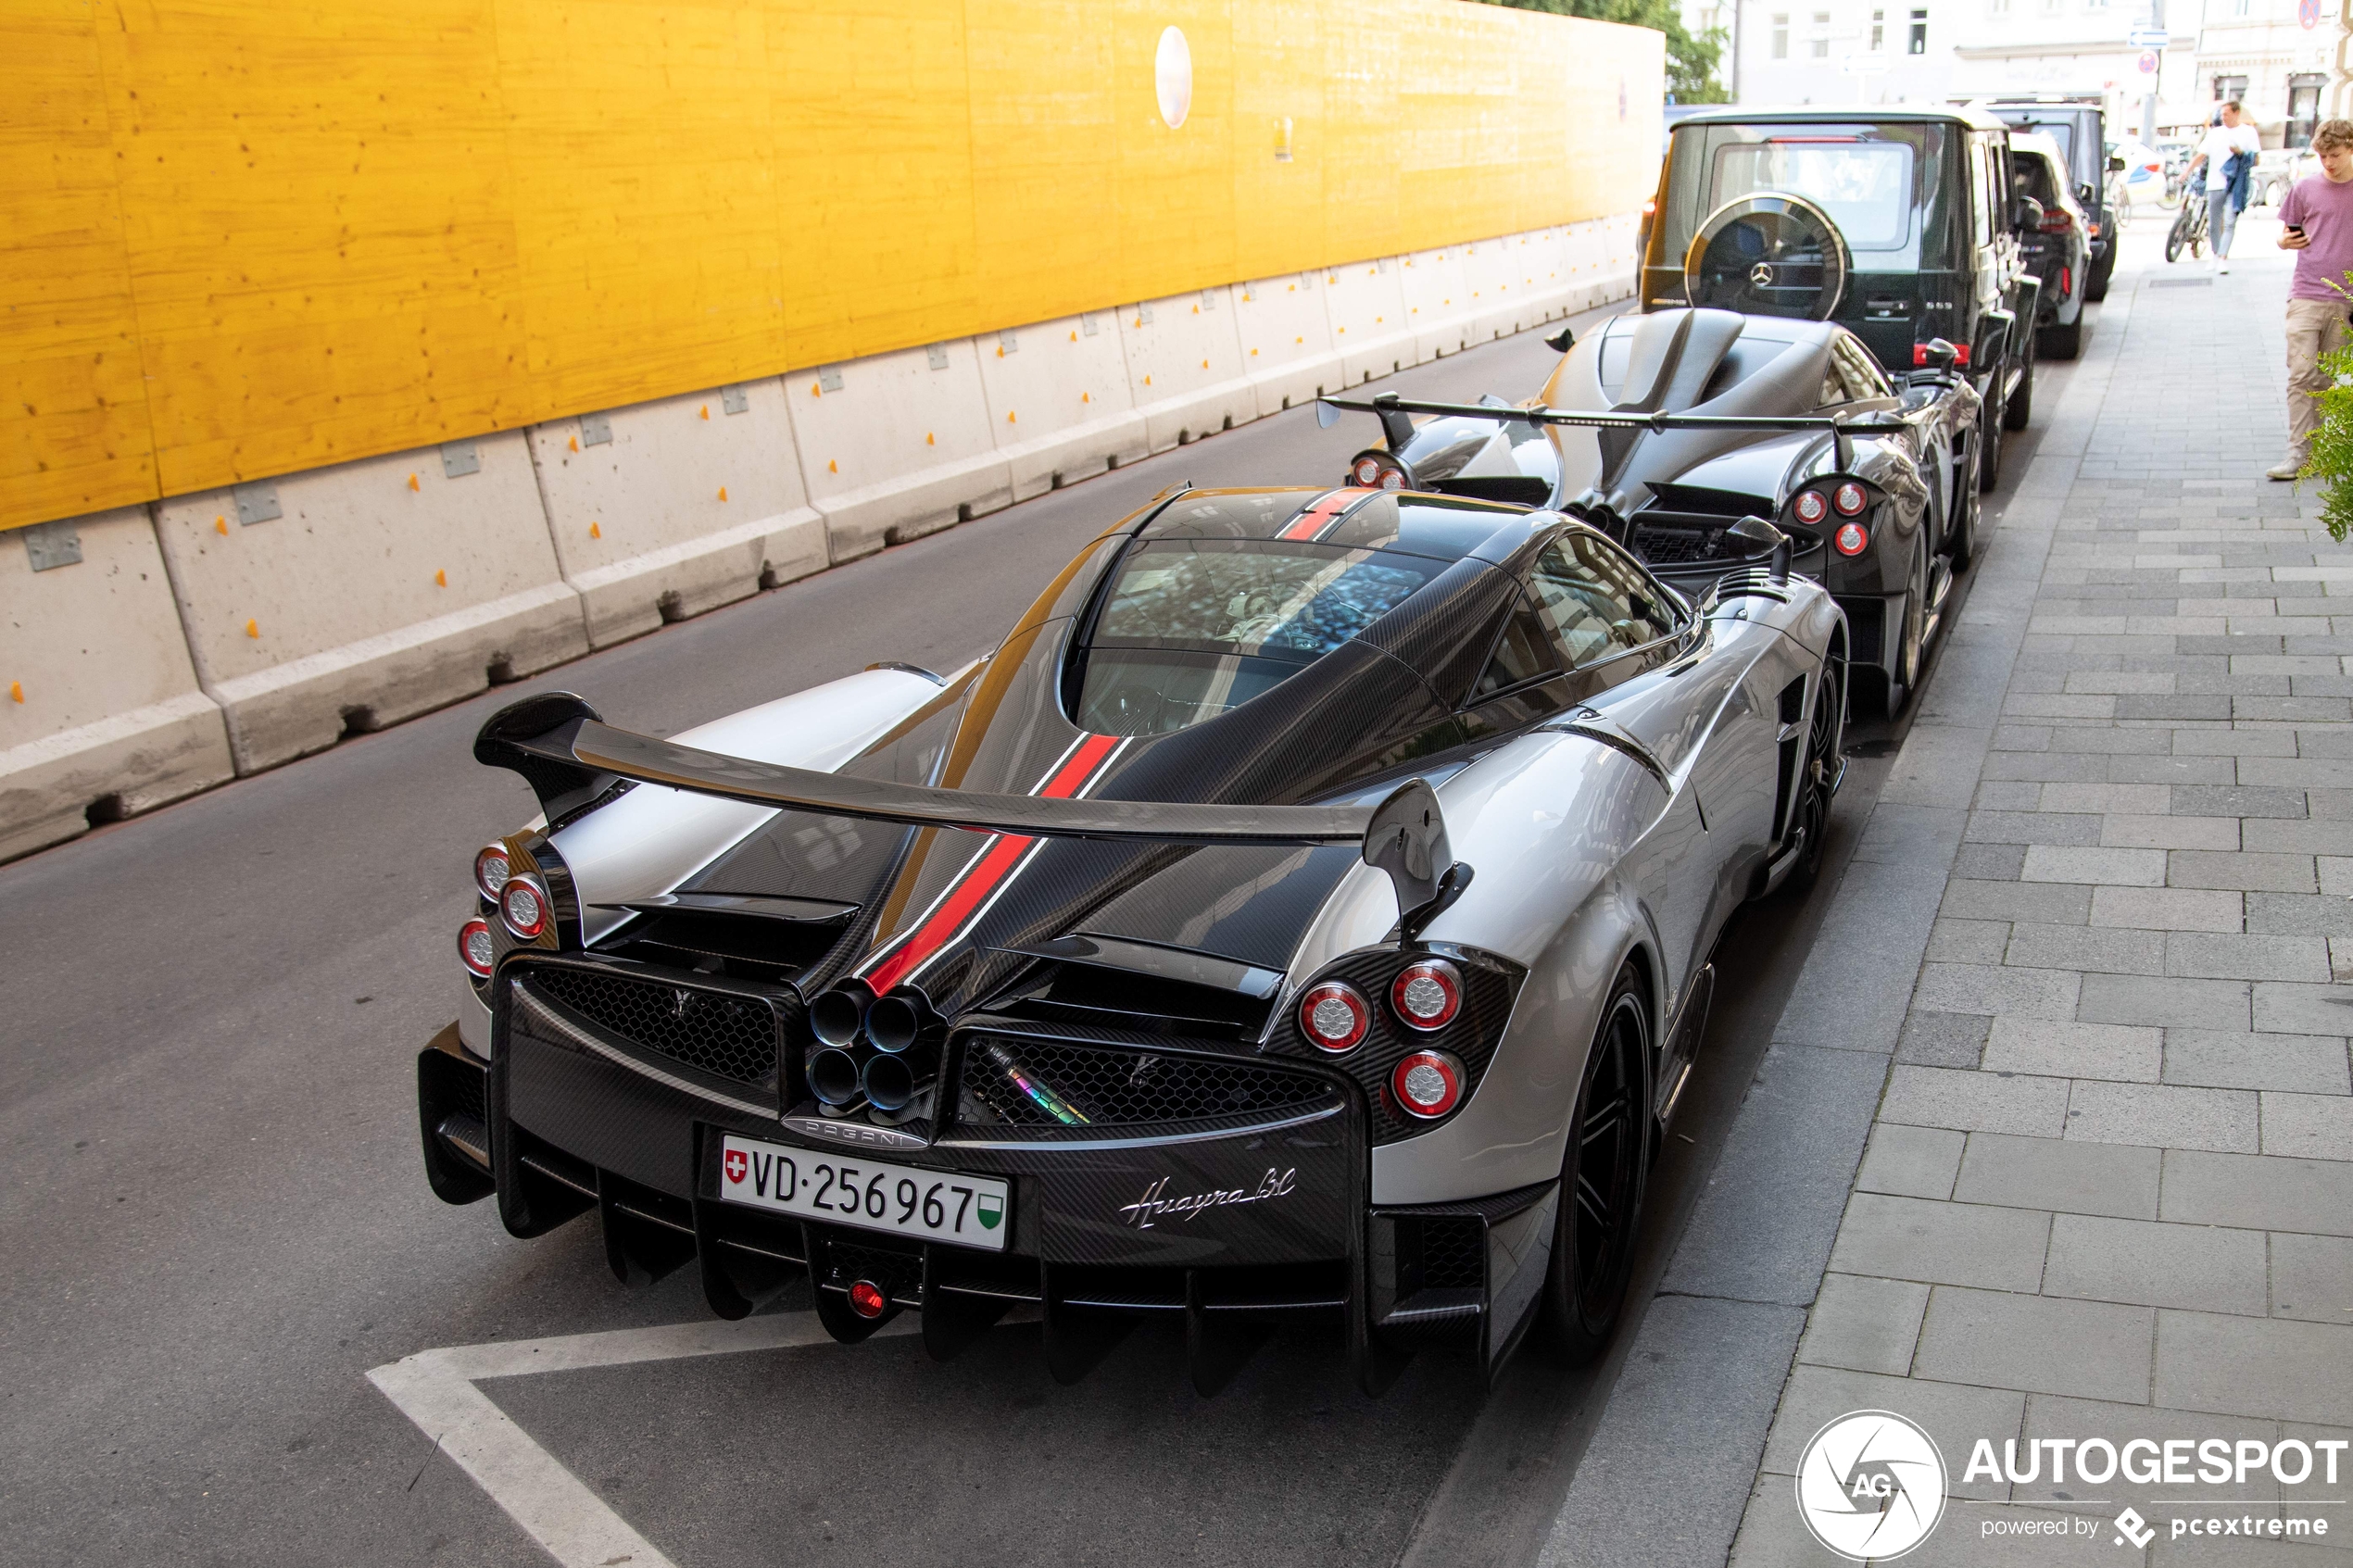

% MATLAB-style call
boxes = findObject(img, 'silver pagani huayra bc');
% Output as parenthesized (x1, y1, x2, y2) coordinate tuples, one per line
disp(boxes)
(419, 481, 1847, 1395)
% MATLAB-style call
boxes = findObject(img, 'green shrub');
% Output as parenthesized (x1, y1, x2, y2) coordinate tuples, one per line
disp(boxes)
(2312, 330, 2353, 543)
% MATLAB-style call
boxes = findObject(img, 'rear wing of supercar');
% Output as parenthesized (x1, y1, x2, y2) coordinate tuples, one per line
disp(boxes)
(474, 694, 1469, 931)
(1315, 389, 1903, 470)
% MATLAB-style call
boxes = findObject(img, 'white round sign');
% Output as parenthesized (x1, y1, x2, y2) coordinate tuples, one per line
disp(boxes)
(1155, 26, 1193, 129)
(1793, 1410, 1948, 1562)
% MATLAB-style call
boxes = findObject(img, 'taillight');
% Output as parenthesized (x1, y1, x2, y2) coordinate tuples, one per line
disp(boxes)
(848, 1280, 887, 1320)
(2040, 207, 2073, 232)
(1350, 454, 1384, 487)
(1833, 482, 1868, 516)
(1390, 959, 1463, 1030)
(458, 918, 496, 978)
(1300, 982, 1371, 1052)
(1793, 489, 1829, 524)
(1834, 521, 1869, 557)
(474, 844, 511, 900)
(499, 875, 550, 940)
(2060, 266, 2072, 295)
(1391, 1050, 1465, 1118)
(1350, 453, 1407, 491)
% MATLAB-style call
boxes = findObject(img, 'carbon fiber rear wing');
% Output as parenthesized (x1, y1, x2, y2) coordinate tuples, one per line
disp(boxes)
(475, 694, 1465, 922)
(1316, 390, 1903, 469)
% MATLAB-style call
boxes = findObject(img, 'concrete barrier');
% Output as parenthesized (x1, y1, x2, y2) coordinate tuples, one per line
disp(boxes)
(1464, 234, 1531, 343)
(975, 313, 1148, 502)
(789, 342, 1012, 562)
(1117, 288, 1258, 453)
(152, 435, 588, 773)
(0, 507, 234, 859)
(526, 382, 826, 649)
(1234, 271, 1346, 419)
(1402, 245, 1477, 362)
(1323, 257, 1419, 388)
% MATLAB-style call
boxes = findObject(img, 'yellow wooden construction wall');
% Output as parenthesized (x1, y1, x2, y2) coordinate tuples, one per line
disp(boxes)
(3, 0, 1662, 533)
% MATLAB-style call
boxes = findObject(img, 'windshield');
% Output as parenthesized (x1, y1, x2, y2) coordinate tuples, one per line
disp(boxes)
(1661, 121, 1951, 271)
(1076, 540, 1439, 734)
(2002, 115, 2085, 180)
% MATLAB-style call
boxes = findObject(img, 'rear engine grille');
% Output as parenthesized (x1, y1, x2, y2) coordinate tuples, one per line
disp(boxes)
(591, 909, 841, 985)
(524, 967, 780, 1087)
(1630, 516, 1755, 565)
(1417, 1217, 1485, 1290)
(992, 961, 1274, 1043)
(954, 1035, 1335, 1130)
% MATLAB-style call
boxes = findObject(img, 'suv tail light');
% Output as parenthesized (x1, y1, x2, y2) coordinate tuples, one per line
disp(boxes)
(2040, 207, 2074, 232)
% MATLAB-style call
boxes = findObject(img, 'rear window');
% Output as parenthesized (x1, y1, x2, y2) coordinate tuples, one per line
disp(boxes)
(2001, 115, 2084, 178)
(1661, 121, 1952, 271)
(1076, 540, 1439, 734)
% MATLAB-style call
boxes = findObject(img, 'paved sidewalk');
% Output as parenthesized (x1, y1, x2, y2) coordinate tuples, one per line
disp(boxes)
(1705, 226, 2353, 1563)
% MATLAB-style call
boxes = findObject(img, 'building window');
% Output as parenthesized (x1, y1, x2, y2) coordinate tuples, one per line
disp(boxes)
(2288, 74, 2324, 145)
(1772, 11, 1790, 56)
(2213, 73, 2248, 104)
(2232, 0, 2250, 14)
(1987, 0, 2007, 13)
(1811, 10, 1831, 56)
(1908, 7, 1929, 52)
(1871, 7, 1886, 45)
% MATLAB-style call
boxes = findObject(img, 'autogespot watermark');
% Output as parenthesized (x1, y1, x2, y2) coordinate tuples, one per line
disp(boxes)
(1798, 1412, 2347, 1558)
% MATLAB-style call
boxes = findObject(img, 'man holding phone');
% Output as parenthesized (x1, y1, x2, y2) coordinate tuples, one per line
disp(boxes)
(2274, 119, 2353, 479)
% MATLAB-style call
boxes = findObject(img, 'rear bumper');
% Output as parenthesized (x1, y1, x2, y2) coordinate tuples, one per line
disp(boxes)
(416, 963, 1559, 1389)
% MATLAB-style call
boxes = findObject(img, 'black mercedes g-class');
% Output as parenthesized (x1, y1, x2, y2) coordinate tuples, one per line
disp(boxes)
(1638, 104, 2043, 488)
(1981, 96, 2116, 302)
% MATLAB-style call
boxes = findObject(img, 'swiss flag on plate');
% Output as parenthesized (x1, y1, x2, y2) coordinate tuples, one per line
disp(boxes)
(724, 1148, 749, 1185)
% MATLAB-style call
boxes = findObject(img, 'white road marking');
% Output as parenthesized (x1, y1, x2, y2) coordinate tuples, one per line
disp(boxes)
(369, 1311, 920, 1568)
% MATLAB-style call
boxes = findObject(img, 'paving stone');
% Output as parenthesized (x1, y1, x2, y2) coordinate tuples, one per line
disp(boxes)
(2041, 782, 2175, 814)
(2246, 893, 2353, 935)
(2165, 932, 2335, 982)
(2147, 1538, 2353, 1568)
(1913, 1286, 2155, 1403)
(1755, 1364, 2024, 1501)
(2022, 846, 2169, 886)
(2003, 922, 2167, 976)
(1954, 841, 2031, 879)
(1982, 1018, 2162, 1082)
(1895, 1011, 1994, 1068)
(2263, 1093, 2353, 1160)
(2270, 1234, 2353, 1325)
(2077, 972, 2253, 1031)
(2243, 757, 2353, 790)
(2101, 812, 2241, 850)
(2155, 1310, 2353, 1425)
(2019, 1393, 2286, 1518)
(2162, 1030, 2353, 1095)
(1856, 1123, 1966, 1200)
(2089, 885, 2246, 933)
(1827, 1193, 2053, 1291)
(2169, 850, 2321, 893)
(1793, 1273, 1931, 1376)
(2253, 981, 2353, 1036)
(1946, 879, 2095, 925)
(2040, 1213, 2270, 1314)
(1916, 962, 2083, 1021)
(2321, 855, 2353, 896)
(2066, 1081, 2261, 1153)
(2173, 784, 2309, 819)
(2161, 1148, 2353, 1236)
(1953, 1132, 2160, 1220)
(1929, 918, 2012, 964)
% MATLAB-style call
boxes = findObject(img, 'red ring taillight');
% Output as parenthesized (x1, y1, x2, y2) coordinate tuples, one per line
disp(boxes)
(474, 844, 511, 901)
(1350, 454, 1384, 487)
(1390, 959, 1463, 1030)
(1391, 1050, 1465, 1118)
(1793, 489, 1829, 525)
(498, 875, 550, 940)
(1834, 521, 1869, 557)
(1832, 482, 1868, 516)
(458, 918, 496, 978)
(848, 1280, 887, 1320)
(1299, 982, 1370, 1053)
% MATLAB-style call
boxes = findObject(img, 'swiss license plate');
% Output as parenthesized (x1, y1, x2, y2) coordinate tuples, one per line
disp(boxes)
(717, 1134, 1010, 1251)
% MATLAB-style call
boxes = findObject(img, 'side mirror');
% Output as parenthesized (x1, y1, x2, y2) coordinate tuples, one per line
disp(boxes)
(2012, 195, 2045, 232)
(1315, 399, 1341, 429)
(2078, 182, 2099, 206)
(1916, 337, 1960, 372)
(2108, 153, 2127, 173)
(1728, 515, 1793, 585)
(1544, 325, 1578, 354)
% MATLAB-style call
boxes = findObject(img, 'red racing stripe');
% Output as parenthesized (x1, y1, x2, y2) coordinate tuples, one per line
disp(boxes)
(1278, 488, 1366, 541)
(860, 732, 1124, 994)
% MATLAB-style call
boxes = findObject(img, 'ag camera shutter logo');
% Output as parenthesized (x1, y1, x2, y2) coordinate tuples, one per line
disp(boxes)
(1794, 1410, 1948, 1561)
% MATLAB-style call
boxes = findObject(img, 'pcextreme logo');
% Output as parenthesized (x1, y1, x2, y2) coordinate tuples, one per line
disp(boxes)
(1795, 1411, 1948, 1561)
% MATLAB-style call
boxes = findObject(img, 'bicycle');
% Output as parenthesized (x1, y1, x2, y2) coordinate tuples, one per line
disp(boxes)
(2165, 192, 2208, 262)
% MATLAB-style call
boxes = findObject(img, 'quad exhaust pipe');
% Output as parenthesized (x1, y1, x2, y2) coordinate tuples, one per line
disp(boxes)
(808, 982, 940, 1110)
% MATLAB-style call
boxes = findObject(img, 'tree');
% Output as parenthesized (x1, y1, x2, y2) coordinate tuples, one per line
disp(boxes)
(1469, 0, 1729, 105)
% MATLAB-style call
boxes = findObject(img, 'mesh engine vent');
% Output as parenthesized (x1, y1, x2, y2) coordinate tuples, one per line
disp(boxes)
(1418, 1217, 1485, 1290)
(956, 1035, 1334, 1130)
(525, 967, 778, 1086)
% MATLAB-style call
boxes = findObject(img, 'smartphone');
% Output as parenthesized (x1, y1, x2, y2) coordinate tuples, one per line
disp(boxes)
(2288, 223, 2308, 238)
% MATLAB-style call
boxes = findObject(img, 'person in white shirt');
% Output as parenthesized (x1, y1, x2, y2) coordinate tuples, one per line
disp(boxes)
(2188, 101, 2264, 270)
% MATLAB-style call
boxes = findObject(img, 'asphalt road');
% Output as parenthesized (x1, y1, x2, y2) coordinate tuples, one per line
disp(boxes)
(0, 300, 2084, 1568)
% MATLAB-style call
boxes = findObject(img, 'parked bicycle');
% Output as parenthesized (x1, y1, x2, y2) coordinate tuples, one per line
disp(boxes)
(2164, 192, 2208, 262)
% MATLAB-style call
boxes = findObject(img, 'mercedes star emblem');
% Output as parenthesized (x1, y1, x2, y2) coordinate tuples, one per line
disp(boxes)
(1750, 261, 1776, 288)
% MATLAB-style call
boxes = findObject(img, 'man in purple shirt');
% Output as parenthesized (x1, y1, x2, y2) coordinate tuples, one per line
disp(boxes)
(2272, 119, 2353, 479)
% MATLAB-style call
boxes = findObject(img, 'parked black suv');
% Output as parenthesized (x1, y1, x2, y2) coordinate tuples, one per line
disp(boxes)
(1639, 105, 2042, 486)
(1981, 97, 2116, 301)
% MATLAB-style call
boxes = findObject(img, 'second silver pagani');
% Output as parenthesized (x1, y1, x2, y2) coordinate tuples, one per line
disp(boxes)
(417, 483, 1848, 1393)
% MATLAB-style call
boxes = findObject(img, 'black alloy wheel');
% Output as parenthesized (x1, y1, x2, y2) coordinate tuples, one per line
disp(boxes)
(2040, 311, 2082, 361)
(1543, 965, 1651, 1363)
(2004, 329, 2036, 431)
(2086, 246, 2113, 303)
(1869, 542, 1928, 719)
(1947, 433, 1982, 571)
(1777, 649, 1847, 902)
